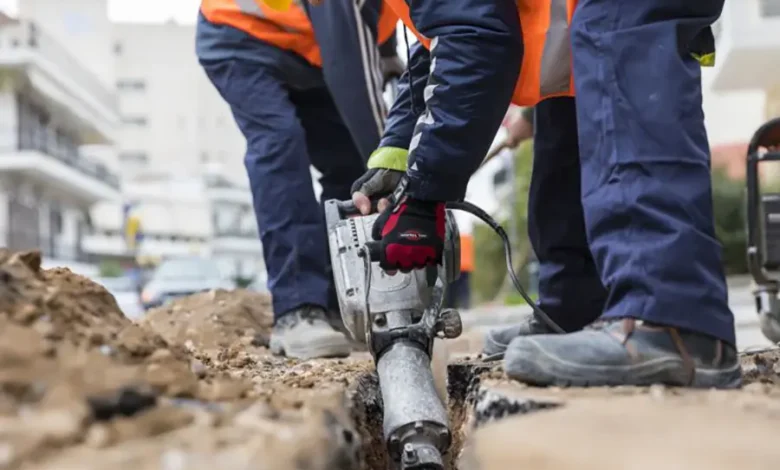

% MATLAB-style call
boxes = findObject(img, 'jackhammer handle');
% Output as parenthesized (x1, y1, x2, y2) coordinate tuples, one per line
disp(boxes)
(336, 199, 380, 217)
(364, 241, 381, 261)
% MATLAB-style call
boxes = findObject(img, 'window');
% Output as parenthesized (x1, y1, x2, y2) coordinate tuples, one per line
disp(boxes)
(119, 151, 149, 163)
(116, 79, 146, 91)
(122, 116, 148, 126)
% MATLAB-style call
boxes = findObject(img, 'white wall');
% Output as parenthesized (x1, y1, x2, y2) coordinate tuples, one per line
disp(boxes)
(112, 21, 246, 184)
(702, 87, 766, 146)
(0, 88, 17, 151)
(18, 0, 115, 88)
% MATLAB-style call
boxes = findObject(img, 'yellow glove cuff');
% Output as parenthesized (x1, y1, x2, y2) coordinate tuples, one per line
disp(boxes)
(367, 147, 409, 172)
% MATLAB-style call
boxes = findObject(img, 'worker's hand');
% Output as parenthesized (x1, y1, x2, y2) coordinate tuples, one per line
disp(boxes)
(381, 55, 405, 84)
(371, 180, 446, 272)
(351, 147, 408, 215)
(504, 111, 533, 148)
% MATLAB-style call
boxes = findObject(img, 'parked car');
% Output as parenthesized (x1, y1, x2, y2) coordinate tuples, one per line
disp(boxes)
(95, 276, 145, 321)
(140, 257, 234, 310)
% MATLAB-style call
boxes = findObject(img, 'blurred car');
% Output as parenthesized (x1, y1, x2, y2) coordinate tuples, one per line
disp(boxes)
(95, 276, 145, 321)
(141, 256, 234, 309)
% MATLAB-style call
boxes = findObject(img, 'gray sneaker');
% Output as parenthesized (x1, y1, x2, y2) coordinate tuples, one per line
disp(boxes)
(482, 315, 556, 360)
(270, 306, 352, 359)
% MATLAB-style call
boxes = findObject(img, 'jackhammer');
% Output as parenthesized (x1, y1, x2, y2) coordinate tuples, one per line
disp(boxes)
(746, 117, 780, 344)
(325, 194, 564, 468)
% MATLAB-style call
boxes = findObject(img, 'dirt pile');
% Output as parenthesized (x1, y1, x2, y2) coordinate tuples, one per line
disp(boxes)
(0, 250, 366, 470)
(141, 289, 273, 353)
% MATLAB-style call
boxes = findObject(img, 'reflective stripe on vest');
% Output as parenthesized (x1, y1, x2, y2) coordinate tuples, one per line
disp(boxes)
(200, 0, 322, 66)
(539, 0, 572, 96)
(384, 0, 576, 107)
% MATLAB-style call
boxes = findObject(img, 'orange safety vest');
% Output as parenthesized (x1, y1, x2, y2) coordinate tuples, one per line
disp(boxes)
(201, 0, 398, 68)
(459, 233, 474, 273)
(383, 0, 576, 107)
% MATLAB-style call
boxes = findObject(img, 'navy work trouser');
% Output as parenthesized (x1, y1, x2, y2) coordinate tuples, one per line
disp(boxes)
(202, 59, 366, 319)
(530, 0, 735, 344)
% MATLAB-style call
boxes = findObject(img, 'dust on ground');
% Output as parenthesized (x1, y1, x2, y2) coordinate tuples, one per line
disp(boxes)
(0, 250, 368, 470)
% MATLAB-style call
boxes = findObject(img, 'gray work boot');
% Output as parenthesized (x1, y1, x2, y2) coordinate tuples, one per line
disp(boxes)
(482, 315, 557, 360)
(270, 305, 352, 360)
(504, 318, 742, 389)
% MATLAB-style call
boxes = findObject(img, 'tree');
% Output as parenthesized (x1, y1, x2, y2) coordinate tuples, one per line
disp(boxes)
(711, 167, 747, 274)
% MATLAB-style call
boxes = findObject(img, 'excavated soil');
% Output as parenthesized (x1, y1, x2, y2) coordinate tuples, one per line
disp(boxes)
(0, 250, 367, 470)
(3, 247, 780, 470)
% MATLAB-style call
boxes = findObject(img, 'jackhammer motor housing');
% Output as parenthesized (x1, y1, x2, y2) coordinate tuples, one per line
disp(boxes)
(324, 199, 463, 470)
(746, 117, 780, 344)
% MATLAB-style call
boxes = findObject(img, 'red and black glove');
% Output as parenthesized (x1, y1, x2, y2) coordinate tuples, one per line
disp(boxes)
(371, 194, 446, 272)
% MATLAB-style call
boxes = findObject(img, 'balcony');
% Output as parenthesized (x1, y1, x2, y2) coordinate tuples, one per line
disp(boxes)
(707, 0, 780, 92)
(0, 149, 120, 203)
(0, 20, 118, 143)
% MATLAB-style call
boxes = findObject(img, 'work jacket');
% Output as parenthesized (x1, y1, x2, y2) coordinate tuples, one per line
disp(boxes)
(200, 0, 398, 67)
(384, 0, 716, 107)
(385, 0, 576, 106)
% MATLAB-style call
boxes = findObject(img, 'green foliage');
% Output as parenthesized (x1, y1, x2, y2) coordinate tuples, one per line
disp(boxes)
(711, 168, 747, 274)
(472, 221, 507, 303)
(471, 140, 536, 303)
(98, 259, 123, 278)
(233, 276, 254, 288)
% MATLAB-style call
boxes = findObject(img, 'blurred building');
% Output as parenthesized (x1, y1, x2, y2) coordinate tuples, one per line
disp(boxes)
(701, 1, 780, 142)
(0, 10, 120, 276)
(83, 170, 262, 279)
(111, 21, 246, 182)
(1, 0, 262, 279)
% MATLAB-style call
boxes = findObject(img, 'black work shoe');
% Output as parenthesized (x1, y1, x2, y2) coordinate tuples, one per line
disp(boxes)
(504, 318, 742, 389)
(482, 315, 557, 360)
(270, 305, 352, 360)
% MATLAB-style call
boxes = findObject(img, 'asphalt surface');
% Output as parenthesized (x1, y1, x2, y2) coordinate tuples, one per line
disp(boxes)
(462, 275, 777, 352)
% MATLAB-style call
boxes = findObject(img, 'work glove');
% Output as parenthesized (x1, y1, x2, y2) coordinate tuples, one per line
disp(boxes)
(370, 176, 446, 272)
(351, 147, 408, 215)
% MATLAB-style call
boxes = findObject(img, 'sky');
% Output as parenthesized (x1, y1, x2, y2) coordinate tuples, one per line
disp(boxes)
(0, 0, 201, 23)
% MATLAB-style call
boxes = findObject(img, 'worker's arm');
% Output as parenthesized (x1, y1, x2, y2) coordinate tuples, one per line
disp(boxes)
(378, 41, 431, 152)
(350, 41, 431, 215)
(402, 0, 522, 202)
(354, 0, 523, 272)
(305, 0, 399, 159)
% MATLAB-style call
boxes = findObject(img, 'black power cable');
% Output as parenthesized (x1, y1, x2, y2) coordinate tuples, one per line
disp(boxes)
(445, 200, 565, 335)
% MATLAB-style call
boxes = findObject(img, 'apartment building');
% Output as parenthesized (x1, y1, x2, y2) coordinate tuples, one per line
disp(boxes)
(112, 21, 246, 182)
(0, 0, 263, 278)
(0, 10, 121, 276)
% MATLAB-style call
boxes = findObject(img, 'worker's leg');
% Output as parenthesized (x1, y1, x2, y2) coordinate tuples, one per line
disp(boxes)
(505, 0, 740, 388)
(290, 85, 369, 324)
(528, 97, 606, 330)
(291, 86, 369, 204)
(201, 58, 350, 359)
(483, 97, 606, 358)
